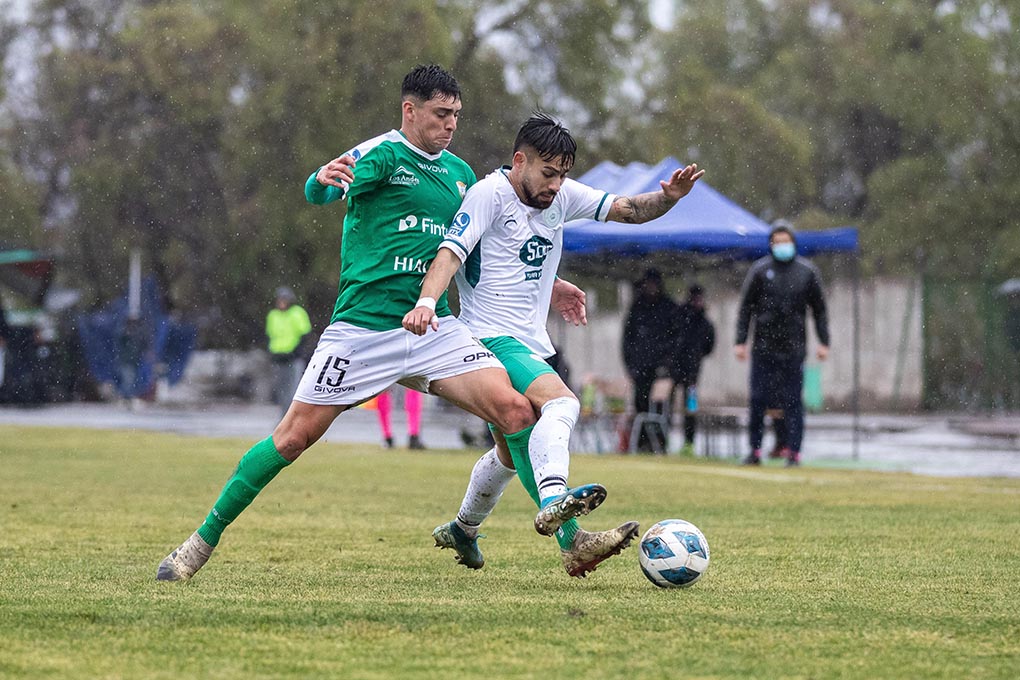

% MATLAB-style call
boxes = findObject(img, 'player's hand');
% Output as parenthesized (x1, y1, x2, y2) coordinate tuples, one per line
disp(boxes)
(402, 306, 440, 336)
(660, 164, 705, 201)
(817, 345, 829, 361)
(734, 343, 748, 361)
(316, 154, 357, 188)
(551, 278, 587, 326)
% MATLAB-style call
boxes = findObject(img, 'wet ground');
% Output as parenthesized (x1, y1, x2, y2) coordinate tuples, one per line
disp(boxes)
(1, 402, 1018, 479)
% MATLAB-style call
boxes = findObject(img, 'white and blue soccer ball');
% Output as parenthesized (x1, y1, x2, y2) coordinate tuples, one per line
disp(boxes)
(638, 519, 710, 588)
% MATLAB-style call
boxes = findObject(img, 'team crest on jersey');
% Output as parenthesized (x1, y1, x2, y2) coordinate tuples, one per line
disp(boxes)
(456, 181, 467, 197)
(542, 203, 562, 227)
(519, 235, 554, 267)
(389, 165, 419, 187)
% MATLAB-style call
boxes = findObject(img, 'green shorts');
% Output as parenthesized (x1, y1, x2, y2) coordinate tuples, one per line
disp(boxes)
(481, 336, 556, 394)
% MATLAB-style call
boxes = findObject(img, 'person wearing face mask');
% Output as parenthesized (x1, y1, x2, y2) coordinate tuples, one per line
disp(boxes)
(734, 222, 830, 466)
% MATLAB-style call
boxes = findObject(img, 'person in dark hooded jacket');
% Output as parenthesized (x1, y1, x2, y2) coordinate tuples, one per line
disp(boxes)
(668, 284, 715, 453)
(623, 269, 679, 450)
(735, 223, 829, 466)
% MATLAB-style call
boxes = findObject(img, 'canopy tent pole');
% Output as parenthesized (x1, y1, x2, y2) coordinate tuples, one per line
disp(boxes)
(852, 252, 861, 460)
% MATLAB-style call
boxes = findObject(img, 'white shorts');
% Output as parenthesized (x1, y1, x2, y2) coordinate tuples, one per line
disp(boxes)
(293, 317, 504, 406)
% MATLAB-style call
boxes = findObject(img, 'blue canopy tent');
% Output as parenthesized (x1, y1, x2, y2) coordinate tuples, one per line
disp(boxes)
(563, 157, 863, 458)
(565, 157, 858, 258)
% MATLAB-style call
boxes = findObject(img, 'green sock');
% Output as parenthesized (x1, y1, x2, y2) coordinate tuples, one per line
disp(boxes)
(503, 426, 579, 551)
(196, 437, 291, 547)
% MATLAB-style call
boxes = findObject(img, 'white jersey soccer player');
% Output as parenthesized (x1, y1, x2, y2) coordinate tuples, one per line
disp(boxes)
(405, 113, 704, 576)
(444, 168, 615, 358)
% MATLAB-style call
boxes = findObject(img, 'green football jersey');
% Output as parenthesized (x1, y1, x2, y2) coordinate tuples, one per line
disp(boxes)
(305, 130, 475, 331)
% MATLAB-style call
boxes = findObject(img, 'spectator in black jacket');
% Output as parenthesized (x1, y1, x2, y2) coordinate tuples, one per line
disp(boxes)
(668, 284, 715, 454)
(735, 223, 829, 466)
(623, 269, 678, 450)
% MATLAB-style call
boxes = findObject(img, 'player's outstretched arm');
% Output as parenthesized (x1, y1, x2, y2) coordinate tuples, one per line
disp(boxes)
(607, 164, 705, 224)
(403, 247, 462, 335)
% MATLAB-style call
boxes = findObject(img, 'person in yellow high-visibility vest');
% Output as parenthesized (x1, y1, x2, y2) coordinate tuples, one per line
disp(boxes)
(266, 287, 312, 415)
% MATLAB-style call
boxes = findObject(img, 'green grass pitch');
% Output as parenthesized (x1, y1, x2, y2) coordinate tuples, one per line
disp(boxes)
(1, 425, 1019, 679)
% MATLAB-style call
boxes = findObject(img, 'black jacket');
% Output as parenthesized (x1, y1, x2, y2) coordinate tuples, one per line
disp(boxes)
(670, 303, 715, 384)
(623, 293, 680, 374)
(735, 255, 830, 360)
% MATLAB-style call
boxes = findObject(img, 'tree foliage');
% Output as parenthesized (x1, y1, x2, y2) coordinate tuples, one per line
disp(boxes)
(1, 0, 1018, 348)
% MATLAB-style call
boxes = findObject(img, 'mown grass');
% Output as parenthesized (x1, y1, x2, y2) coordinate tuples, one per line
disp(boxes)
(1, 425, 1018, 679)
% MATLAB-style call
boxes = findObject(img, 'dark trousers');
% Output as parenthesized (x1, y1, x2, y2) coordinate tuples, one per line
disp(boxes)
(749, 354, 804, 453)
(667, 381, 697, 445)
(629, 366, 666, 452)
(629, 366, 658, 415)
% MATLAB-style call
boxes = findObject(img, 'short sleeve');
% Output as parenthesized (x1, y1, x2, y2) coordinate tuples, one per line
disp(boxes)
(441, 180, 499, 262)
(560, 178, 616, 223)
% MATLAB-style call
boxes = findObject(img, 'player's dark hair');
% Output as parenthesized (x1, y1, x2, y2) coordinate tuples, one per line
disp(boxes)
(513, 113, 577, 167)
(401, 64, 461, 102)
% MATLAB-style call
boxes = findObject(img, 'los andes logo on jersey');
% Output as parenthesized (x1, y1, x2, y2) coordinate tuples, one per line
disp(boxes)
(388, 165, 419, 187)
(519, 235, 554, 267)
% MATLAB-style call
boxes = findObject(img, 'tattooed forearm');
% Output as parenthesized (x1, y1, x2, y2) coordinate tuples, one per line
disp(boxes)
(611, 191, 678, 224)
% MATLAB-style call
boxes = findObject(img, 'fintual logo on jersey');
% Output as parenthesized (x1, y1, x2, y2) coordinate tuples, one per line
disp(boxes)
(388, 165, 420, 187)
(313, 355, 355, 394)
(542, 203, 563, 227)
(416, 161, 449, 175)
(393, 256, 429, 273)
(350, 148, 362, 161)
(448, 212, 470, 237)
(525, 270, 542, 281)
(519, 235, 554, 267)
(398, 214, 447, 235)
(456, 181, 467, 197)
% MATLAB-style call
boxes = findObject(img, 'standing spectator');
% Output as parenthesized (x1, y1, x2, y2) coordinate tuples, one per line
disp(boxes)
(265, 287, 312, 415)
(668, 284, 715, 455)
(622, 268, 679, 451)
(735, 222, 830, 467)
(375, 387, 426, 450)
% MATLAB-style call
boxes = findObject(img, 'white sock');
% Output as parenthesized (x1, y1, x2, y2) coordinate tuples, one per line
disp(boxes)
(531, 396, 580, 503)
(455, 447, 516, 536)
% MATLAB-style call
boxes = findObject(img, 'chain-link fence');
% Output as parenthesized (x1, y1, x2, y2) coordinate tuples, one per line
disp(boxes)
(922, 277, 1020, 411)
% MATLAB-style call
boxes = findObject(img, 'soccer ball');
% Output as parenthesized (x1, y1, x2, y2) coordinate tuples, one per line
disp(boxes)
(638, 519, 710, 588)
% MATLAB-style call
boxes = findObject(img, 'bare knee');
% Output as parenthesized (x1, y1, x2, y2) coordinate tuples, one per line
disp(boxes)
(271, 425, 309, 462)
(271, 403, 345, 461)
(489, 391, 536, 434)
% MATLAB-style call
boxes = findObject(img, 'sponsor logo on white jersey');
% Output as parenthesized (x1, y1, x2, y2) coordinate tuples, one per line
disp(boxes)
(448, 212, 470, 237)
(519, 235, 554, 267)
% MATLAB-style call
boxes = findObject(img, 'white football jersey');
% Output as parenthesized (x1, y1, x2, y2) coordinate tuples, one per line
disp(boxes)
(441, 168, 615, 357)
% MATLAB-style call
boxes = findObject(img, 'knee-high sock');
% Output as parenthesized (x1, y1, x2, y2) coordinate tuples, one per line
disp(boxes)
(504, 424, 579, 550)
(196, 437, 291, 547)
(404, 389, 422, 437)
(531, 397, 580, 502)
(455, 447, 516, 535)
(376, 391, 392, 439)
